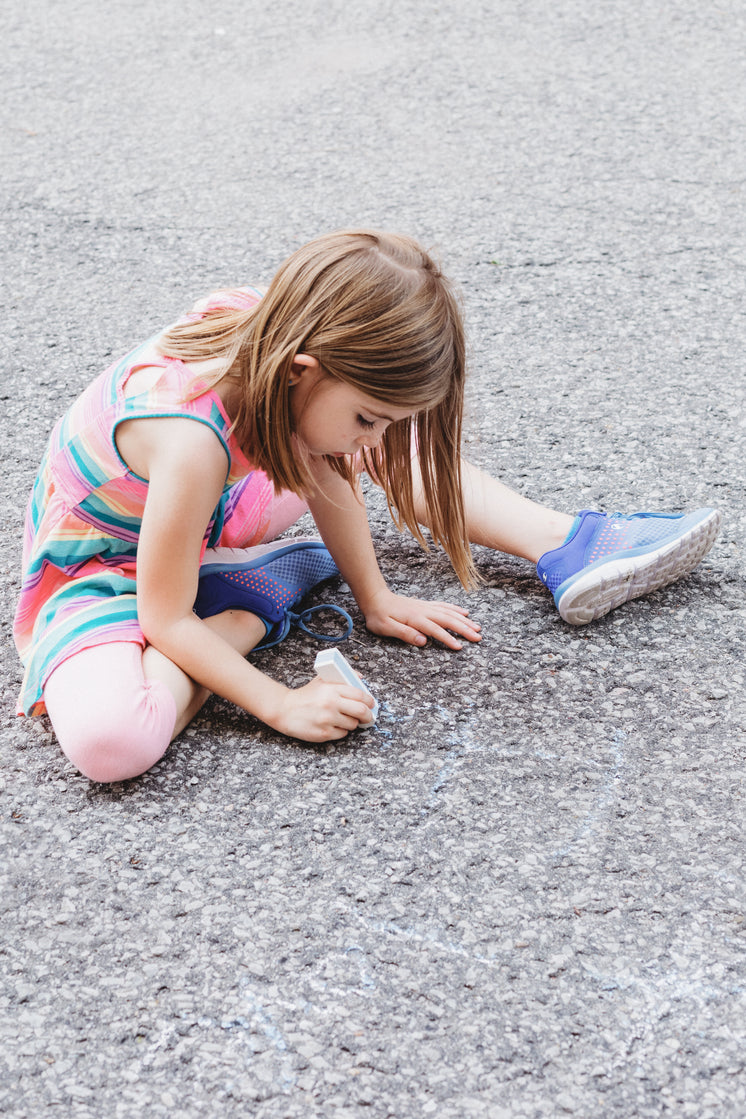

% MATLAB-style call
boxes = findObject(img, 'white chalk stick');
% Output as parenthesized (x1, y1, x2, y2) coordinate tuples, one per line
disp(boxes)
(314, 647, 379, 725)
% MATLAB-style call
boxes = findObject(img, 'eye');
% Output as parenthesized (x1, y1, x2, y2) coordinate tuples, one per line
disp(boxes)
(356, 415, 376, 430)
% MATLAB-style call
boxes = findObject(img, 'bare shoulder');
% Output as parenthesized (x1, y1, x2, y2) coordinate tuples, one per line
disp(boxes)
(116, 413, 229, 483)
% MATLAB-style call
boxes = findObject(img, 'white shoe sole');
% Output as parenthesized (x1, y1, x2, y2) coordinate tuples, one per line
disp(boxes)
(556, 509, 722, 625)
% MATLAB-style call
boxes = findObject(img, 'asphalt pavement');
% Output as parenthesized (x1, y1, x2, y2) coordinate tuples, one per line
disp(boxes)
(1, 1, 745, 1116)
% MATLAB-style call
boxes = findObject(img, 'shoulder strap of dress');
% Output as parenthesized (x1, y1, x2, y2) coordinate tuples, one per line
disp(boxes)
(183, 286, 264, 320)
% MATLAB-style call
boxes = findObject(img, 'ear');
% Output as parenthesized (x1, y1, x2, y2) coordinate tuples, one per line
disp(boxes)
(288, 353, 322, 387)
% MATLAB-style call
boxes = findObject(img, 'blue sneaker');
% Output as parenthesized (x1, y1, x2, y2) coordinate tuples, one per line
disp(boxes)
(537, 508, 722, 625)
(193, 538, 353, 649)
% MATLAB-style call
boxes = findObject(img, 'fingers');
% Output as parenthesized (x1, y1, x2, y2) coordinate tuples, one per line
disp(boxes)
(369, 599, 482, 650)
(422, 622, 470, 651)
(430, 608, 482, 645)
(312, 682, 374, 737)
(426, 603, 481, 634)
(280, 679, 375, 742)
(377, 618, 429, 647)
(338, 692, 375, 726)
(377, 617, 471, 650)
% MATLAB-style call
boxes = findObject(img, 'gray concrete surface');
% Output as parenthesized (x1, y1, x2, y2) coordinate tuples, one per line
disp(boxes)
(2, 1, 745, 1116)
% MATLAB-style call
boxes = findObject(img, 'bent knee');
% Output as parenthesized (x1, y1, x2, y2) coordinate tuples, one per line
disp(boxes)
(44, 648, 178, 782)
(59, 721, 170, 783)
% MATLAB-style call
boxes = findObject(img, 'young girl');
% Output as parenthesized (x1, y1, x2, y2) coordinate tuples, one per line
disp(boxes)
(14, 230, 721, 783)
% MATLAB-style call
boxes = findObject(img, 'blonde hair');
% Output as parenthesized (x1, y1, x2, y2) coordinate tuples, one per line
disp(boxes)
(159, 230, 476, 588)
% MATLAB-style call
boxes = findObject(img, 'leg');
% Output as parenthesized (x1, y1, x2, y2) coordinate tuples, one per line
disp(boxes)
(149, 532, 347, 739)
(413, 456, 574, 561)
(44, 641, 178, 783)
(44, 610, 267, 783)
(258, 490, 310, 544)
(410, 455, 721, 624)
(142, 609, 267, 738)
(219, 471, 309, 548)
(148, 529, 343, 746)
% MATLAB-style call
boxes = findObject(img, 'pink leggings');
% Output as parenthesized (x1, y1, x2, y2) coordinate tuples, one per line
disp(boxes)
(44, 643, 177, 783)
(42, 485, 308, 783)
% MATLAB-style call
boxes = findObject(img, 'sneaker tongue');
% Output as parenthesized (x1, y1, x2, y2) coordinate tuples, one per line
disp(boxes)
(562, 515, 583, 546)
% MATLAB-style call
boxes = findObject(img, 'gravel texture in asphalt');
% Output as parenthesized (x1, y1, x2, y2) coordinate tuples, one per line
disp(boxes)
(1, 2, 745, 1116)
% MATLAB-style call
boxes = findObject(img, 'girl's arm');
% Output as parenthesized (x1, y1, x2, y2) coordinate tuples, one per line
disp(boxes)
(134, 418, 374, 740)
(304, 457, 481, 650)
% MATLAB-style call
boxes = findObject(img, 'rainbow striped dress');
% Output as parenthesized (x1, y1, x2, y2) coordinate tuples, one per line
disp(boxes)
(14, 289, 263, 717)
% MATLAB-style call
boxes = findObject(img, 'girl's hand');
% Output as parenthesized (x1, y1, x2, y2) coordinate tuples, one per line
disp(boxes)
(361, 588, 482, 650)
(270, 677, 375, 742)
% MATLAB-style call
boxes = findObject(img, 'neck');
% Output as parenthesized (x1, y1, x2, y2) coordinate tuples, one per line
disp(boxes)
(212, 375, 240, 418)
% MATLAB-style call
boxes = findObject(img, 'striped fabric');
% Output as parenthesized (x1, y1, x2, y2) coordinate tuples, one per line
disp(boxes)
(14, 288, 263, 716)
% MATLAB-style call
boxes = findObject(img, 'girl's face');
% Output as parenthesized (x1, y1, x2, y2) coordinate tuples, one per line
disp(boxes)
(289, 357, 417, 458)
